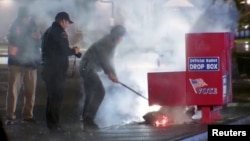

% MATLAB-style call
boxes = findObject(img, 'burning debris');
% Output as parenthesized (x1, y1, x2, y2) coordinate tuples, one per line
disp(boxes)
(143, 111, 173, 127)
(143, 106, 195, 127)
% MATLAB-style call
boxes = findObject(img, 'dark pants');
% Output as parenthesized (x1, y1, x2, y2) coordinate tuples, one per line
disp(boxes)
(42, 68, 66, 129)
(81, 70, 105, 124)
(0, 119, 8, 141)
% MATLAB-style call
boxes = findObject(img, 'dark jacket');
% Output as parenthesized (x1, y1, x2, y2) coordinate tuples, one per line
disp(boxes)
(41, 22, 75, 73)
(79, 34, 117, 76)
(7, 18, 41, 69)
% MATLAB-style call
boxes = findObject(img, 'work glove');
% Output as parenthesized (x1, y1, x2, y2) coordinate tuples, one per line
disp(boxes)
(73, 46, 82, 58)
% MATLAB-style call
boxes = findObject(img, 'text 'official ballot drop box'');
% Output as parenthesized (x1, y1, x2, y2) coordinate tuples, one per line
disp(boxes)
(147, 32, 234, 123)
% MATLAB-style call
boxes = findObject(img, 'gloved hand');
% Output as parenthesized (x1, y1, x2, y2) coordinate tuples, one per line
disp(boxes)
(75, 52, 82, 58)
(73, 46, 82, 58)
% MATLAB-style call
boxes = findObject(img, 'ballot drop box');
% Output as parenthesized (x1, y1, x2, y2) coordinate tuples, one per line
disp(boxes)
(147, 32, 234, 123)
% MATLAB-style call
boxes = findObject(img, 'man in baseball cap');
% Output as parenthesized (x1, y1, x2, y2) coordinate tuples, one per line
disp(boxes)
(55, 11, 73, 24)
(41, 11, 80, 132)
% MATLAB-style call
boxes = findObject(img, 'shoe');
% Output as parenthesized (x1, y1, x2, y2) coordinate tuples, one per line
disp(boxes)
(5, 119, 16, 125)
(49, 126, 66, 134)
(192, 110, 202, 120)
(83, 119, 99, 130)
(22, 118, 37, 123)
(185, 106, 195, 117)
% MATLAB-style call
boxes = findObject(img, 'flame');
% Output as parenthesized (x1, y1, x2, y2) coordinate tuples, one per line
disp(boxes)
(154, 115, 169, 127)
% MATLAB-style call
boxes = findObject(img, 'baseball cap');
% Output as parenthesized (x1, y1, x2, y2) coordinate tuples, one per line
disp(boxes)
(55, 12, 73, 24)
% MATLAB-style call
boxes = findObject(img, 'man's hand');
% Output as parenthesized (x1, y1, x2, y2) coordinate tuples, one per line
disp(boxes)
(73, 46, 82, 58)
(73, 46, 80, 54)
(8, 45, 18, 56)
(32, 30, 41, 39)
(108, 73, 119, 83)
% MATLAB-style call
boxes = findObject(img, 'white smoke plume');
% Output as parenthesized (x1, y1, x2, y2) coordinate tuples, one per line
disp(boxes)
(1, 0, 239, 127)
(96, 0, 239, 127)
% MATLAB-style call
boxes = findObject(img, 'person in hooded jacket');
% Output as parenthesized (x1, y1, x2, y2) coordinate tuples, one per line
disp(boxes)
(79, 25, 126, 129)
(5, 6, 41, 125)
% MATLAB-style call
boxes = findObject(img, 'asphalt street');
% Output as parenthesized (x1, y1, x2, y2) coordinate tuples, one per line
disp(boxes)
(0, 61, 250, 141)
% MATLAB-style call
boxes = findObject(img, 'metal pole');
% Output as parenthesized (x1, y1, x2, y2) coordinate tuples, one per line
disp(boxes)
(119, 82, 148, 100)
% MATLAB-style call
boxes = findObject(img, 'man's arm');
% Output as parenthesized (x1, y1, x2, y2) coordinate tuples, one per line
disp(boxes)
(7, 23, 22, 56)
(7, 23, 20, 46)
(53, 30, 78, 56)
(95, 45, 118, 83)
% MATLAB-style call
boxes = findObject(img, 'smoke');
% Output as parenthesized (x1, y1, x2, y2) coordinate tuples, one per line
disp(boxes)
(6, 0, 239, 127)
(190, 0, 239, 32)
(95, 0, 239, 127)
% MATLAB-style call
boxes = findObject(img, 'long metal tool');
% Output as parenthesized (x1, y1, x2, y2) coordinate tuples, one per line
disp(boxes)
(119, 82, 148, 100)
